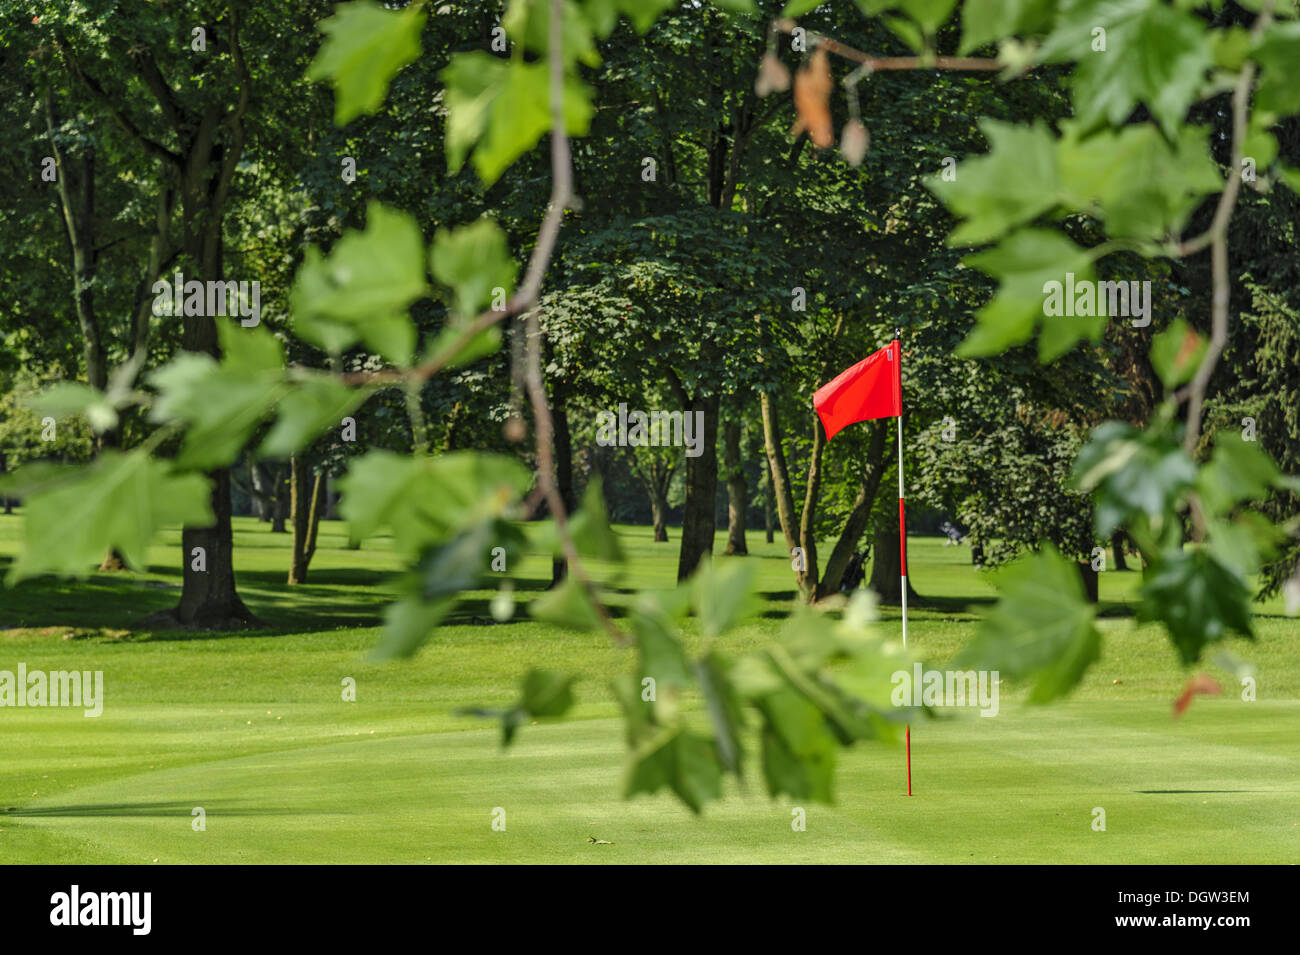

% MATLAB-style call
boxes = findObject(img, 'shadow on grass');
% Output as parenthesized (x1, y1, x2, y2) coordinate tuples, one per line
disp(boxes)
(1135, 790, 1257, 794)
(2, 801, 300, 818)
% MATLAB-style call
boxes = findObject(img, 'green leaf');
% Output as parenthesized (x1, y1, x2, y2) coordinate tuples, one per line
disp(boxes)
(1138, 549, 1254, 663)
(337, 451, 531, 558)
(1057, 122, 1221, 240)
(1038, 0, 1212, 138)
(504, 0, 601, 66)
(781, 0, 825, 16)
(959, 0, 1055, 54)
(957, 545, 1101, 702)
(624, 726, 723, 814)
(585, 0, 679, 34)
(7, 451, 213, 582)
(502, 668, 578, 745)
(695, 654, 745, 775)
(756, 687, 836, 801)
(148, 321, 286, 470)
(30, 382, 118, 434)
(290, 203, 426, 367)
(883, 15, 926, 52)
(422, 324, 503, 370)
(1254, 22, 1300, 115)
(1198, 431, 1280, 514)
(307, 0, 426, 125)
(691, 557, 760, 638)
(1149, 319, 1207, 390)
(1279, 163, 1300, 195)
(927, 120, 1061, 246)
(957, 229, 1099, 361)
(430, 219, 519, 320)
(520, 668, 577, 718)
(442, 53, 595, 186)
(259, 375, 368, 459)
(897, 0, 958, 34)
(631, 605, 692, 688)
(564, 476, 624, 562)
(529, 574, 605, 631)
(374, 594, 454, 661)
(1072, 421, 1197, 535)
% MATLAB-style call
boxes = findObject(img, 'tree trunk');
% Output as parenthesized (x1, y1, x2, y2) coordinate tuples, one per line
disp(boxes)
(1111, 530, 1129, 571)
(1077, 561, 1100, 603)
(271, 465, 289, 533)
(815, 420, 888, 600)
(169, 470, 256, 627)
(760, 391, 802, 572)
(169, 205, 257, 627)
(869, 523, 918, 604)
(289, 457, 325, 584)
(722, 417, 747, 555)
(551, 386, 576, 587)
(250, 461, 270, 521)
(648, 472, 670, 542)
(762, 461, 774, 544)
(796, 415, 827, 601)
(972, 539, 985, 566)
(675, 392, 720, 581)
(631, 453, 675, 543)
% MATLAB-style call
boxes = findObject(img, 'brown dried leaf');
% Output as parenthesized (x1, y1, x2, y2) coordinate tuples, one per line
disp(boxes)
(791, 47, 833, 149)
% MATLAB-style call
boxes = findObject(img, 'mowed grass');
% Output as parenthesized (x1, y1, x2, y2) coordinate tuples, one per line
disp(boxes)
(0, 513, 1297, 864)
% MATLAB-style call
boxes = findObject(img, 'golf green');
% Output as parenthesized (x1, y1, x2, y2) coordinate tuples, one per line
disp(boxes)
(1, 516, 1296, 863)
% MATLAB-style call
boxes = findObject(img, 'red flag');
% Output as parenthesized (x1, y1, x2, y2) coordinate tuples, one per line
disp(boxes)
(813, 340, 902, 441)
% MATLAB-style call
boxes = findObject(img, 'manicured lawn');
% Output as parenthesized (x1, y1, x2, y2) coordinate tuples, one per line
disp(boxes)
(1, 514, 1296, 863)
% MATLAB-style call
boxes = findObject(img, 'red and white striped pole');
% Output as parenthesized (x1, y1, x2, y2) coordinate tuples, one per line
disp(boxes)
(895, 330, 911, 797)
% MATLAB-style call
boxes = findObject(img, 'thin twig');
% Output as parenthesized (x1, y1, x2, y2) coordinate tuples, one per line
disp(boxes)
(1182, 0, 1275, 455)
(771, 19, 1002, 71)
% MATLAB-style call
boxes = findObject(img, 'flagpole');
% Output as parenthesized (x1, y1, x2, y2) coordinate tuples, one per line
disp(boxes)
(896, 328, 911, 797)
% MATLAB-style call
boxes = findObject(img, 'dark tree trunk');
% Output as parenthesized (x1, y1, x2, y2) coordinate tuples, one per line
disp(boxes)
(722, 417, 747, 555)
(1111, 530, 1129, 571)
(270, 465, 288, 533)
(815, 420, 888, 600)
(1077, 561, 1100, 603)
(551, 387, 576, 587)
(650, 491, 669, 542)
(796, 415, 827, 600)
(869, 524, 919, 604)
(631, 453, 675, 543)
(972, 540, 985, 566)
(250, 461, 270, 521)
(675, 392, 720, 581)
(289, 456, 324, 584)
(170, 209, 257, 627)
(760, 391, 805, 591)
(762, 462, 775, 544)
(170, 471, 256, 628)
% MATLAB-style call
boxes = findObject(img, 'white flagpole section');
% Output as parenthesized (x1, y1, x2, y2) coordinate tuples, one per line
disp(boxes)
(896, 332, 911, 796)
(899, 412, 907, 650)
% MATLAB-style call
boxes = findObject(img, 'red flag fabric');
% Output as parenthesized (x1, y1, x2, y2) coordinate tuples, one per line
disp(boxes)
(813, 340, 901, 441)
